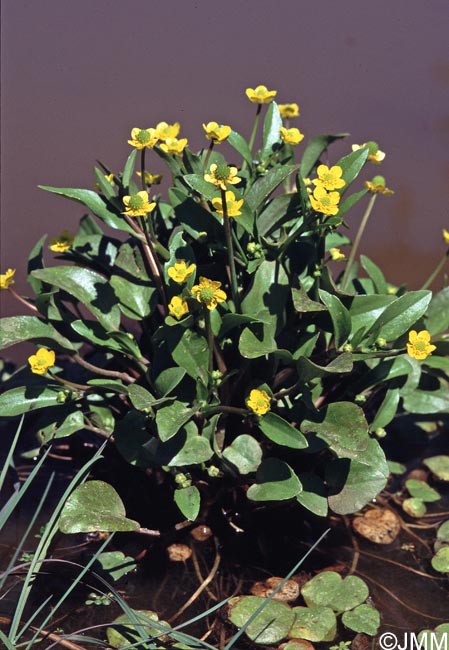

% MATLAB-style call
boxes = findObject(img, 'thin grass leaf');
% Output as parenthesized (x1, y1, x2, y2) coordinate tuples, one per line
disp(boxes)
(0, 415, 24, 493)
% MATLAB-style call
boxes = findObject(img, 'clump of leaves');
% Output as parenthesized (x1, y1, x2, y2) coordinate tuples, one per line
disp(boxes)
(1, 86, 448, 527)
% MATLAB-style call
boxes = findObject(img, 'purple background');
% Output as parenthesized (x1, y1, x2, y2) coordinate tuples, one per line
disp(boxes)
(2, 0, 449, 358)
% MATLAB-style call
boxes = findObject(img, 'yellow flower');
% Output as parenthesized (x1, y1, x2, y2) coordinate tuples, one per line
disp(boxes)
(159, 138, 188, 154)
(278, 103, 300, 119)
(0, 268, 16, 290)
(352, 142, 385, 164)
(122, 191, 157, 217)
(128, 128, 158, 150)
(204, 164, 241, 191)
(365, 176, 394, 196)
(28, 348, 56, 375)
(245, 85, 277, 104)
(312, 165, 346, 191)
(246, 389, 271, 415)
(168, 296, 189, 320)
(203, 122, 232, 143)
(211, 190, 244, 218)
(155, 121, 180, 141)
(49, 230, 75, 253)
(280, 127, 304, 146)
(190, 277, 227, 310)
(329, 247, 346, 261)
(442, 228, 449, 245)
(309, 185, 341, 216)
(168, 260, 196, 283)
(137, 171, 163, 186)
(406, 330, 436, 361)
(94, 173, 115, 192)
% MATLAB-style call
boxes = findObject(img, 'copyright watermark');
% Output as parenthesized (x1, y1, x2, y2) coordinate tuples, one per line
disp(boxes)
(379, 633, 448, 650)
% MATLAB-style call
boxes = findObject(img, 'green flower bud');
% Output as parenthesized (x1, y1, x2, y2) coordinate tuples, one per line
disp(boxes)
(376, 337, 388, 349)
(375, 427, 387, 439)
(207, 465, 220, 478)
(371, 175, 386, 187)
(355, 393, 367, 404)
(342, 343, 353, 353)
(365, 140, 379, 155)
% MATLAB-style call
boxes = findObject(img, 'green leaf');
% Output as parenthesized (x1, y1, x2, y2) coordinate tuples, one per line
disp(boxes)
(319, 290, 351, 348)
(336, 147, 369, 189)
(258, 194, 302, 237)
(437, 520, 449, 543)
(146, 428, 213, 467)
(174, 486, 200, 521)
(326, 439, 389, 514)
(296, 474, 328, 517)
(366, 290, 432, 343)
(0, 384, 61, 417)
(153, 366, 186, 396)
(425, 287, 449, 335)
(290, 606, 337, 642)
(94, 551, 137, 582)
(247, 458, 302, 501)
(27, 234, 47, 294)
(302, 402, 369, 459)
(239, 323, 278, 358)
(405, 479, 440, 502)
(107, 610, 166, 648)
(241, 260, 289, 323)
(0, 316, 75, 352)
(292, 287, 327, 313)
(227, 129, 253, 166)
(300, 133, 349, 178)
(155, 401, 195, 442)
(245, 165, 298, 212)
(110, 275, 155, 319)
(70, 319, 122, 352)
(122, 149, 137, 188)
(166, 328, 209, 384)
(37, 408, 85, 443)
(258, 412, 308, 449)
(39, 185, 134, 234)
(261, 101, 282, 159)
(127, 384, 156, 411)
(431, 547, 449, 572)
(423, 456, 449, 481)
(59, 481, 140, 533)
(228, 595, 295, 644)
(337, 188, 368, 220)
(370, 388, 400, 430)
(184, 174, 221, 201)
(349, 295, 396, 336)
(297, 353, 353, 383)
(94, 167, 116, 199)
(302, 571, 369, 613)
(113, 410, 151, 467)
(222, 435, 263, 474)
(360, 255, 388, 294)
(342, 604, 380, 636)
(402, 387, 449, 414)
(32, 266, 121, 331)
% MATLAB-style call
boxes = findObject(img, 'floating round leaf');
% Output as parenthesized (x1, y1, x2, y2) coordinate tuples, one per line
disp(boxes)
(228, 595, 295, 644)
(341, 604, 380, 636)
(289, 606, 336, 642)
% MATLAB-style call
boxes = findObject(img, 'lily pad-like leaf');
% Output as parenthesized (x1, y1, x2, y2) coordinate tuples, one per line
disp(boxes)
(289, 606, 337, 642)
(174, 486, 200, 521)
(222, 435, 263, 474)
(302, 402, 369, 459)
(431, 547, 449, 574)
(341, 604, 380, 636)
(228, 595, 295, 644)
(423, 456, 449, 481)
(107, 610, 169, 649)
(402, 498, 427, 518)
(94, 551, 137, 582)
(59, 481, 140, 534)
(301, 571, 369, 613)
(258, 412, 308, 449)
(405, 479, 440, 503)
(247, 458, 302, 502)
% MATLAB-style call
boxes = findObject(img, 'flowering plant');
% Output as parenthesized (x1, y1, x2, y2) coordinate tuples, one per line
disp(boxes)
(1, 87, 448, 526)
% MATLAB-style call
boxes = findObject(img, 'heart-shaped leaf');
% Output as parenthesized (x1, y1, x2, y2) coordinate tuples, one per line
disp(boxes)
(342, 604, 380, 636)
(222, 435, 262, 474)
(228, 595, 295, 644)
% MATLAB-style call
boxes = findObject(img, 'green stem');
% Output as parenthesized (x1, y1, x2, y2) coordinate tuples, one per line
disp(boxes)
(140, 149, 146, 191)
(202, 405, 248, 417)
(341, 194, 377, 291)
(221, 189, 240, 311)
(232, 227, 248, 264)
(421, 250, 449, 290)
(203, 141, 214, 172)
(204, 308, 214, 374)
(248, 104, 262, 153)
(48, 371, 90, 392)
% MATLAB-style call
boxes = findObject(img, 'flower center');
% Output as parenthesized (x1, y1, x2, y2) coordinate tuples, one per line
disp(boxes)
(214, 164, 231, 181)
(37, 357, 47, 366)
(137, 129, 152, 145)
(129, 195, 144, 210)
(415, 340, 426, 351)
(200, 287, 215, 302)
